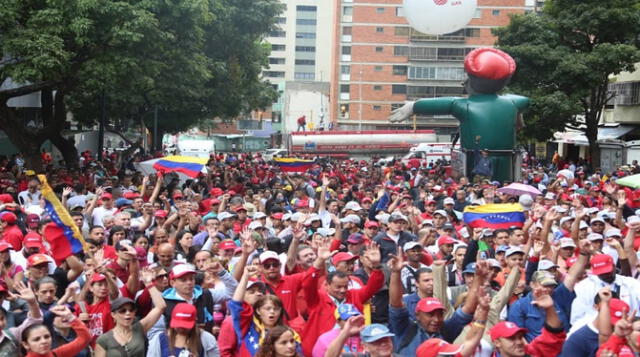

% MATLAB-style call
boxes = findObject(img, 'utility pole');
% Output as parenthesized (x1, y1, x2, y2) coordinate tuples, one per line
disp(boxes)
(98, 90, 106, 161)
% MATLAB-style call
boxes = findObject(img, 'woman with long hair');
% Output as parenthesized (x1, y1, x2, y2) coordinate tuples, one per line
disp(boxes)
(147, 302, 219, 357)
(93, 268, 166, 357)
(22, 305, 90, 357)
(227, 265, 299, 357)
(107, 225, 126, 246)
(255, 325, 301, 357)
(175, 230, 197, 263)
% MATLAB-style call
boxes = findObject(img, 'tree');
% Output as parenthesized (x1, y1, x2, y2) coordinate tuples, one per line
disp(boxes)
(494, 0, 640, 168)
(0, 0, 282, 170)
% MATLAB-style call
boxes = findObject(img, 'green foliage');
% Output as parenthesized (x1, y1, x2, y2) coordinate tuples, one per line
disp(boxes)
(0, 0, 283, 167)
(494, 0, 640, 159)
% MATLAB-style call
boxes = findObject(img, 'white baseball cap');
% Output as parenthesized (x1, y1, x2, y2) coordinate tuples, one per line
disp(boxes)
(559, 238, 576, 248)
(538, 259, 559, 271)
(343, 201, 363, 212)
(254, 212, 267, 219)
(605, 228, 622, 238)
(248, 221, 263, 230)
(443, 197, 455, 205)
(218, 211, 236, 221)
(340, 214, 361, 225)
(587, 233, 604, 241)
(403, 242, 423, 252)
(259, 251, 280, 264)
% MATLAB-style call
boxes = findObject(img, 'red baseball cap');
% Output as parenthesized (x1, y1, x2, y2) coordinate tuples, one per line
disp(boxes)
(170, 264, 197, 280)
(610, 298, 631, 325)
(362, 197, 372, 204)
(90, 273, 107, 284)
(0, 212, 16, 224)
(219, 240, 237, 251)
(173, 192, 184, 199)
(0, 242, 11, 252)
(417, 338, 463, 357)
(271, 212, 284, 220)
(591, 254, 614, 275)
(437, 236, 456, 246)
(154, 210, 168, 218)
(27, 254, 50, 267)
(210, 188, 224, 197)
(364, 220, 380, 228)
(26, 214, 40, 228)
(24, 232, 43, 249)
(0, 194, 14, 204)
(234, 205, 247, 212)
(490, 321, 527, 341)
(170, 303, 197, 329)
(123, 192, 140, 199)
(416, 297, 445, 313)
(332, 252, 359, 266)
(100, 193, 112, 200)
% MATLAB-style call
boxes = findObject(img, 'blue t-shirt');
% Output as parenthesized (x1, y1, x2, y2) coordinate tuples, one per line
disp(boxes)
(559, 324, 599, 357)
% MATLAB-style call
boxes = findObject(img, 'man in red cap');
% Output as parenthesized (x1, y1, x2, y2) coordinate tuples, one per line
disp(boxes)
(571, 254, 640, 324)
(0, 212, 23, 251)
(490, 293, 565, 356)
(86, 188, 117, 227)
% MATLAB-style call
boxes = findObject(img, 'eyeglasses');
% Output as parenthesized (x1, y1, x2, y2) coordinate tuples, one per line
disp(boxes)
(367, 227, 379, 230)
(156, 274, 169, 280)
(263, 262, 280, 269)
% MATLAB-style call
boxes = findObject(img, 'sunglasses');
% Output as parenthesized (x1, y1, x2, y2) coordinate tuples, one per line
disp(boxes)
(263, 262, 280, 269)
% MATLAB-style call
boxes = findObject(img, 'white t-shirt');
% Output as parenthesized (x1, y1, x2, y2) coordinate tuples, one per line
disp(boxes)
(92, 206, 118, 226)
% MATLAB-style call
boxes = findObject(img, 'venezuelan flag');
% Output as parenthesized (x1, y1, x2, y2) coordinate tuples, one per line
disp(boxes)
(153, 155, 208, 178)
(463, 203, 526, 229)
(274, 157, 315, 173)
(38, 175, 88, 264)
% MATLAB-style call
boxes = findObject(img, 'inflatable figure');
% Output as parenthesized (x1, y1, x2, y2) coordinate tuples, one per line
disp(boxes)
(389, 48, 529, 182)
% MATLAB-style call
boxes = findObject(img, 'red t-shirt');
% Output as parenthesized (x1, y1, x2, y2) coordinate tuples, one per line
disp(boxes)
(76, 298, 114, 346)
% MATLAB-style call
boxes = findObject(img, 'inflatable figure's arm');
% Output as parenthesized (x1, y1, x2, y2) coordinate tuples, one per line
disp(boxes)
(503, 94, 530, 111)
(388, 97, 457, 123)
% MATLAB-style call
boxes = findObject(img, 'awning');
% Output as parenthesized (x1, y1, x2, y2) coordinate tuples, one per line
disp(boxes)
(554, 125, 635, 146)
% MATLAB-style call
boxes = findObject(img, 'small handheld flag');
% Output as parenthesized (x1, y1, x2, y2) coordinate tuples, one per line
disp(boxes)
(274, 158, 315, 173)
(463, 203, 526, 229)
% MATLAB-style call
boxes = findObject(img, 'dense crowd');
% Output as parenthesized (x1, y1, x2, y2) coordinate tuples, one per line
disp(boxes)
(0, 151, 639, 357)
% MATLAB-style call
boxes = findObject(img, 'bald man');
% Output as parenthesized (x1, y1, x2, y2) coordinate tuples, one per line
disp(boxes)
(155, 243, 178, 270)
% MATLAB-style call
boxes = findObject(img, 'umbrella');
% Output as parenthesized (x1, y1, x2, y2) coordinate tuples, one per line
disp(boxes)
(615, 174, 640, 189)
(497, 183, 542, 197)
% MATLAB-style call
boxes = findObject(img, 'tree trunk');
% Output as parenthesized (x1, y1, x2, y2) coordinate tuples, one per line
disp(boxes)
(585, 114, 600, 170)
(0, 104, 45, 172)
(49, 132, 79, 169)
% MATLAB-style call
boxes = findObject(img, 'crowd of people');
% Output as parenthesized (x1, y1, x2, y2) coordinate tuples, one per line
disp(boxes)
(0, 151, 639, 357)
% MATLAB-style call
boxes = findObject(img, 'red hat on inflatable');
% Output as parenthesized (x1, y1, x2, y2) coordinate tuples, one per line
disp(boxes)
(464, 48, 516, 81)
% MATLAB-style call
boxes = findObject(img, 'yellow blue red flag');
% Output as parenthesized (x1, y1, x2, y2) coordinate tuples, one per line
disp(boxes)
(153, 155, 209, 178)
(38, 175, 88, 264)
(463, 203, 525, 229)
(274, 157, 315, 173)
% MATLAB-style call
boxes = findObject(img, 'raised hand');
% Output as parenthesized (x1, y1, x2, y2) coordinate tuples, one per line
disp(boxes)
(386, 247, 405, 273)
(613, 309, 635, 337)
(62, 186, 73, 197)
(598, 286, 613, 303)
(363, 242, 381, 267)
(316, 237, 335, 262)
(12, 281, 36, 303)
(207, 260, 224, 275)
(342, 315, 365, 336)
(531, 293, 554, 310)
(532, 240, 545, 256)
(617, 190, 627, 207)
(50, 305, 74, 320)
(578, 239, 595, 255)
(322, 175, 330, 187)
(245, 265, 259, 277)
(241, 233, 257, 255)
(141, 267, 157, 286)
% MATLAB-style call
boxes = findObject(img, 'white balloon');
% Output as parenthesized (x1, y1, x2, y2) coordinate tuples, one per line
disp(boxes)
(403, 0, 478, 36)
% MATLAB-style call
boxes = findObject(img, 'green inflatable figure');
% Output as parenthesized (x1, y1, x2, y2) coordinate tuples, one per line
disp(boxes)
(389, 48, 529, 182)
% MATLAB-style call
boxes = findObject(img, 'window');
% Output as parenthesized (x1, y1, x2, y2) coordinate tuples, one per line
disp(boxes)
(294, 72, 315, 80)
(296, 46, 316, 52)
(407, 86, 435, 97)
(297, 19, 317, 25)
(297, 5, 317, 11)
(473, 9, 482, 18)
(343, 6, 353, 16)
(373, 105, 382, 110)
(271, 44, 286, 51)
(269, 30, 286, 37)
(373, 85, 383, 90)
(269, 57, 285, 65)
(276, 17, 287, 24)
(296, 32, 316, 39)
(343, 26, 352, 35)
(395, 27, 409, 36)
(392, 85, 407, 94)
(436, 86, 464, 96)
(408, 66, 465, 80)
(465, 28, 480, 37)
(438, 48, 466, 60)
(391, 103, 404, 110)
(342, 46, 351, 55)
(376, 27, 384, 33)
(295, 59, 316, 65)
(394, 46, 409, 56)
(264, 71, 285, 78)
(375, 47, 383, 52)
(410, 47, 437, 60)
(392, 65, 407, 75)
(340, 84, 350, 93)
(492, 10, 500, 16)
(374, 66, 383, 72)
(396, 7, 404, 16)
(376, 7, 385, 13)
(341, 65, 350, 74)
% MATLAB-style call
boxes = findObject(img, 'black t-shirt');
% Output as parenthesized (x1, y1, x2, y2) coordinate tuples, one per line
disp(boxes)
(51, 267, 70, 298)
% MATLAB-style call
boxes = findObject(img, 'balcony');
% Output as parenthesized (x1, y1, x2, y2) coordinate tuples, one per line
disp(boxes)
(410, 29, 465, 42)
